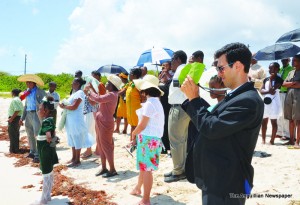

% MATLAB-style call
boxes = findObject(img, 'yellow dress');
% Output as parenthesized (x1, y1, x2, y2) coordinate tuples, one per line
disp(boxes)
(117, 84, 128, 118)
(126, 82, 141, 126)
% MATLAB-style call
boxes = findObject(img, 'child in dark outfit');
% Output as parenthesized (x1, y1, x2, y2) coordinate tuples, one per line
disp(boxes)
(35, 96, 58, 204)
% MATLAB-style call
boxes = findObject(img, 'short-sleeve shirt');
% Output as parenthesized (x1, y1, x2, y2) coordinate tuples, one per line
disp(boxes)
(262, 75, 284, 90)
(136, 97, 164, 138)
(279, 65, 294, 92)
(8, 97, 24, 117)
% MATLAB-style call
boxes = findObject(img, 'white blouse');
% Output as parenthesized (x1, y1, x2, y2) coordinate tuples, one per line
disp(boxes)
(136, 97, 165, 138)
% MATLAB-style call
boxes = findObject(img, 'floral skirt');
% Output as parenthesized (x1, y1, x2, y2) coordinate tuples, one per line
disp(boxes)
(136, 134, 162, 171)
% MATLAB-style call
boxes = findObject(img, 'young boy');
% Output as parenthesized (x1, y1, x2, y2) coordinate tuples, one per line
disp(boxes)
(46, 82, 60, 125)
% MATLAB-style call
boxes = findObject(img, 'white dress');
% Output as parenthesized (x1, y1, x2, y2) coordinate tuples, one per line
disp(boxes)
(262, 80, 282, 119)
(65, 90, 93, 149)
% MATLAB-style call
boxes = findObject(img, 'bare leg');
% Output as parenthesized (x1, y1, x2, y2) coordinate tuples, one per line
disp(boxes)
(122, 118, 128, 134)
(114, 117, 121, 133)
(269, 119, 278, 145)
(289, 120, 295, 145)
(67, 147, 76, 164)
(261, 118, 268, 144)
(130, 126, 136, 141)
(295, 120, 300, 146)
(74, 149, 81, 166)
(130, 171, 143, 196)
(140, 171, 152, 205)
(107, 156, 116, 173)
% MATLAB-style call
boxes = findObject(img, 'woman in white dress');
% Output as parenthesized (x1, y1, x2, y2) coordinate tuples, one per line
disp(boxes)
(260, 62, 283, 144)
(59, 78, 91, 167)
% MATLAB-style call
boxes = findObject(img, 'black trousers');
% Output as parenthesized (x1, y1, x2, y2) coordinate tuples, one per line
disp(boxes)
(202, 191, 246, 205)
(8, 116, 21, 153)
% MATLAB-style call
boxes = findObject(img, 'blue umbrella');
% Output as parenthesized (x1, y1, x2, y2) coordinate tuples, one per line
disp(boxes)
(136, 47, 173, 66)
(97, 64, 128, 74)
(276, 28, 300, 43)
(254, 43, 300, 61)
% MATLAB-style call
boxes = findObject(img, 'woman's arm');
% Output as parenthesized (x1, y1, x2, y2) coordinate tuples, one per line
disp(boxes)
(131, 116, 150, 145)
(60, 98, 82, 110)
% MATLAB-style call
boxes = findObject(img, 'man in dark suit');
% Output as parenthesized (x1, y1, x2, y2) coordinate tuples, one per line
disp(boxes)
(181, 43, 264, 205)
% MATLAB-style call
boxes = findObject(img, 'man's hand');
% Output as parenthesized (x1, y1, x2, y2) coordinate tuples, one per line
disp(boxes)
(180, 75, 200, 101)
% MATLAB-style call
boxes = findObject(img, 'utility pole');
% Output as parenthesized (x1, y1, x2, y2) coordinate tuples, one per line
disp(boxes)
(24, 54, 27, 74)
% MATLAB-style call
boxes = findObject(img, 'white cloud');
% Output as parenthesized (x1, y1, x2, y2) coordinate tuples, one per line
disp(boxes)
(32, 7, 39, 15)
(52, 0, 300, 74)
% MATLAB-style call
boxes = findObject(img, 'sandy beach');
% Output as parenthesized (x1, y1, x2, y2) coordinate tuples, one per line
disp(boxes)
(0, 96, 300, 205)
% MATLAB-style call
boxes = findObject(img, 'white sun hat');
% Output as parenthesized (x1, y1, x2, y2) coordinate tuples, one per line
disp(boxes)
(107, 74, 123, 90)
(133, 74, 164, 96)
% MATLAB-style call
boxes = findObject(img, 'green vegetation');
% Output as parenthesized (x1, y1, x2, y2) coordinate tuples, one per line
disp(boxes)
(0, 72, 107, 99)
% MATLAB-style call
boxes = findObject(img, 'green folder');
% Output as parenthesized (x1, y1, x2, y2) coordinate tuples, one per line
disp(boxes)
(178, 62, 205, 85)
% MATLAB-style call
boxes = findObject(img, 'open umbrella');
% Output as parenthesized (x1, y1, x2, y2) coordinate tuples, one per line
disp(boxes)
(276, 28, 300, 43)
(97, 64, 128, 75)
(136, 47, 173, 66)
(253, 43, 300, 61)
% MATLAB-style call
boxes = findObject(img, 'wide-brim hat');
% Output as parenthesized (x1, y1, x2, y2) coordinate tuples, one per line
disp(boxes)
(133, 74, 164, 96)
(119, 73, 128, 79)
(17, 74, 44, 86)
(107, 74, 122, 90)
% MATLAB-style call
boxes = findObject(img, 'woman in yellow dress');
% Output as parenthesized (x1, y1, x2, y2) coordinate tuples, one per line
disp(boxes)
(115, 73, 129, 134)
(126, 68, 142, 140)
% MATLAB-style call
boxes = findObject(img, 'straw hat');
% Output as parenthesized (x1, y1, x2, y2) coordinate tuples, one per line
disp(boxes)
(133, 74, 164, 96)
(119, 73, 128, 79)
(107, 74, 122, 90)
(17, 74, 44, 86)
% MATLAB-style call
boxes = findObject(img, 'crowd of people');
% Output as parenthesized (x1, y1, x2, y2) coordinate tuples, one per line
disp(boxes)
(5, 42, 300, 205)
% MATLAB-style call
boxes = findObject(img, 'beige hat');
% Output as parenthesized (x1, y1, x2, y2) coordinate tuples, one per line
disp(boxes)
(133, 74, 164, 96)
(17, 74, 44, 86)
(107, 74, 122, 90)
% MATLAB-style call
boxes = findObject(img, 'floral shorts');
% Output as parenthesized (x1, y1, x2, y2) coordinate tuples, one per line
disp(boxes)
(136, 134, 162, 171)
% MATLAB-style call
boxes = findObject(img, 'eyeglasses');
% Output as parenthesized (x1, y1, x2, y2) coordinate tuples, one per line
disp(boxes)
(216, 62, 234, 73)
(171, 57, 177, 62)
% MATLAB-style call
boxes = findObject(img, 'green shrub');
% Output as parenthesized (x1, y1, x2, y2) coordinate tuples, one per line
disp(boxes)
(0, 72, 108, 99)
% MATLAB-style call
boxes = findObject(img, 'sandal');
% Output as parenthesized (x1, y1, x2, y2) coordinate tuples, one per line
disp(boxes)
(81, 153, 92, 159)
(102, 171, 118, 178)
(95, 168, 108, 176)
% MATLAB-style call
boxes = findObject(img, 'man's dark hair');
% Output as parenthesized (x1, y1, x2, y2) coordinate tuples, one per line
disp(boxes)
(294, 54, 300, 61)
(142, 87, 161, 97)
(92, 70, 101, 77)
(173, 50, 187, 64)
(75, 70, 83, 77)
(74, 77, 86, 87)
(12, 88, 21, 96)
(130, 68, 142, 78)
(49, 81, 57, 87)
(215, 43, 252, 73)
(192, 50, 204, 61)
(270, 62, 280, 69)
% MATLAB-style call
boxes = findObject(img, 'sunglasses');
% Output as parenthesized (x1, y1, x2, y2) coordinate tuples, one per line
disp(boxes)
(216, 62, 234, 73)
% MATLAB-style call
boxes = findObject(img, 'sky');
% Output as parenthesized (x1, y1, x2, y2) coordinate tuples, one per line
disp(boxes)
(0, 0, 299, 76)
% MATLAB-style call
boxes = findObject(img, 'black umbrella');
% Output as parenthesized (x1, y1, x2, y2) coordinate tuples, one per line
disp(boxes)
(276, 28, 300, 43)
(254, 43, 300, 61)
(97, 64, 128, 74)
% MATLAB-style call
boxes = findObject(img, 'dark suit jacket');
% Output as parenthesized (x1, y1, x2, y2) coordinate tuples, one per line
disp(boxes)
(185, 82, 264, 197)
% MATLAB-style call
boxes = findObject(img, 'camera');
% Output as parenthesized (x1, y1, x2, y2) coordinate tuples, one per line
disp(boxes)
(173, 79, 180, 87)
